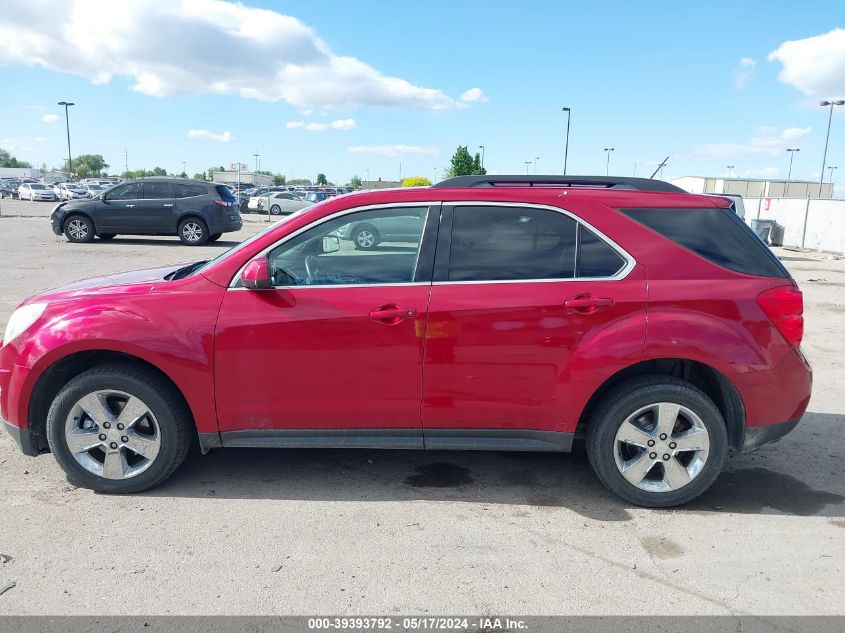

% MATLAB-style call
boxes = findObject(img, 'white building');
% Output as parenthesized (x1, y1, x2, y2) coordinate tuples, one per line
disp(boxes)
(0, 167, 40, 179)
(671, 176, 834, 199)
(211, 170, 273, 187)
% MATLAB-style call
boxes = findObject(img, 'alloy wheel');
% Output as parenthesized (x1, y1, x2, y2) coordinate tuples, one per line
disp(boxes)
(64, 389, 161, 480)
(67, 218, 89, 240)
(182, 222, 203, 242)
(356, 230, 376, 248)
(613, 402, 710, 493)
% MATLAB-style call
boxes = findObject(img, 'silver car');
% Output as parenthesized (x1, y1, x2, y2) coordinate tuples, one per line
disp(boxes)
(18, 183, 56, 201)
(336, 210, 425, 250)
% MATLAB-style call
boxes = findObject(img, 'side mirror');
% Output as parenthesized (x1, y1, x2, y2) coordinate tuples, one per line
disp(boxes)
(241, 258, 272, 289)
(321, 235, 340, 254)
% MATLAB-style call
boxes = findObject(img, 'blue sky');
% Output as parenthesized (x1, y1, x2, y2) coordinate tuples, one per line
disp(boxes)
(1, 0, 844, 185)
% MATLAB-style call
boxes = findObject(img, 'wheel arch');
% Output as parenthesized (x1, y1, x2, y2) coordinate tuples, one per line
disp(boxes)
(26, 349, 197, 454)
(576, 358, 746, 450)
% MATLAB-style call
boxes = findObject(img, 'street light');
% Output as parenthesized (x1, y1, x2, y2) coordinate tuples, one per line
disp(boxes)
(727, 165, 735, 178)
(57, 101, 74, 179)
(818, 100, 844, 197)
(181, 161, 187, 177)
(827, 165, 838, 185)
(478, 145, 485, 172)
(534, 157, 540, 174)
(524, 160, 532, 175)
(785, 148, 799, 181)
(562, 107, 571, 175)
(603, 147, 614, 176)
(433, 167, 439, 183)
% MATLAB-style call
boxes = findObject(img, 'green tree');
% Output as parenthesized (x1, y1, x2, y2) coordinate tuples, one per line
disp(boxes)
(178, 171, 187, 179)
(402, 176, 432, 187)
(193, 172, 206, 181)
(288, 178, 313, 186)
(316, 173, 328, 185)
(449, 146, 475, 177)
(348, 175, 362, 189)
(472, 152, 486, 175)
(0, 148, 32, 168)
(62, 154, 108, 178)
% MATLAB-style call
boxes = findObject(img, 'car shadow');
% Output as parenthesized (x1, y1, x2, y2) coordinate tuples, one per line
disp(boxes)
(143, 411, 845, 520)
(94, 237, 240, 247)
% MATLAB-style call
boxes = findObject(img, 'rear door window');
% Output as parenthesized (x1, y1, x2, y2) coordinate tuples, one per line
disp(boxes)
(620, 208, 789, 278)
(143, 182, 171, 199)
(172, 184, 207, 198)
(577, 225, 626, 277)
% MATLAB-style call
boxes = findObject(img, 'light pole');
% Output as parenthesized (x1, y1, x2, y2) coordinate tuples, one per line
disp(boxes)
(433, 167, 438, 183)
(827, 165, 838, 187)
(562, 107, 571, 175)
(727, 165, 735, 178)
(534, 157, 540, 174)
(365, 169, 370, 187)
(524, 161, 532, 175)
(818, 100, 844, 197)
(478, 145, 485, 172)
(181, 161, 187, 177)
(785, 149, 799, 181)
(57, 101, 74, 179)
(603, 148, 614, 176)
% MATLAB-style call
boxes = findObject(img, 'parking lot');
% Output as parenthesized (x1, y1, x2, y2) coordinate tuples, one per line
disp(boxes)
(0, 202, 842, 615)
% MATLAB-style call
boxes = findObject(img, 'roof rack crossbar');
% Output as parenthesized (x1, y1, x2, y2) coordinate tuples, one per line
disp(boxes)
(431, 175, 684, 193)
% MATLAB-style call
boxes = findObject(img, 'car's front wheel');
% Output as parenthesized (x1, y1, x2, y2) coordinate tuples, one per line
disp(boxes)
(46, 363, 192, 494)
(178, 218, 209, 245)
(64, 215, 95, 243)
(586, 376, 727, 508)
(270, 205, 282, 215)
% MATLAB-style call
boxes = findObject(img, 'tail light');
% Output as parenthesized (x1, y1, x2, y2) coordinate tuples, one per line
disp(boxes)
(213, 199, 231, 208)
(757, 285, 804, 347)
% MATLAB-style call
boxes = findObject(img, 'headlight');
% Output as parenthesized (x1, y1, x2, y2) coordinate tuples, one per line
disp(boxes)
(3, 303, 47, 346)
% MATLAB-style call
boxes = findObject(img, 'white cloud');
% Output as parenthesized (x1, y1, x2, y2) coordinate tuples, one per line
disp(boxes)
(0, 0, 479, 111)
(460, 87, 489, 103)
(289, 118, 356, 131)
(41, 113, 59, 123)
(187, 129, 232, 142)
(347, 145, 438, 157)
(33, 136, 47, 142)
(687, 126, 812, 160)
(768, 29, 845, 96)
(734, 58, 756, 89)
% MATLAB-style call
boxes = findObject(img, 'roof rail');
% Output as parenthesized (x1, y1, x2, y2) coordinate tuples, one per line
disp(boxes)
(431, 175, 685, 193)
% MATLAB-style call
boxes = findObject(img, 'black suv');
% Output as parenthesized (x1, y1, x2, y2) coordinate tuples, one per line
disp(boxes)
(49, 178, 242, 245)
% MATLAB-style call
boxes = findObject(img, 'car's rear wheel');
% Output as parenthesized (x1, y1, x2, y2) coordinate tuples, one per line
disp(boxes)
(64, 215, 95, 243)
(178, 218, 208, 245)
(46, 363, 192, 494)
(98, 233, 116, 241)
(353, 225, 380, 250)
(586, 376, 727, 508)
(207, 233, 222, 242)
(270, 205, 282, 215)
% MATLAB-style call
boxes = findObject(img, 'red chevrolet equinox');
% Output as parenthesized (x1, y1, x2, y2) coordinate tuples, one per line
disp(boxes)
(0, 176, 811, 507)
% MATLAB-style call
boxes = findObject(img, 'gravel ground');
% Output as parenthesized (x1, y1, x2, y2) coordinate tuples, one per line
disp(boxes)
(0, 206, 842, 616)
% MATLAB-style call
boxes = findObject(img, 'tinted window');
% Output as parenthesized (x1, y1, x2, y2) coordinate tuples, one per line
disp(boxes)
(143, 182, 171, 199)
(620, 208, 789, 278)
(109, 183, 141, 200)
(449, 206, 577, 281)
(30, 184, 46, 190)
(214, 185, 237, 201)
(577, 225, 626, 277)
(172, 183, 207, 198)
(267, 207, 427, 286)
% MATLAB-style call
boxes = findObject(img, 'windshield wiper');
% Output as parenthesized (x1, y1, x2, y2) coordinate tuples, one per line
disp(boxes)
(165, 260, 209, 281)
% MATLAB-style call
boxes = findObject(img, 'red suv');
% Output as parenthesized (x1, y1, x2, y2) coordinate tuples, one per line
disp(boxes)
(0, 176, 811, 507)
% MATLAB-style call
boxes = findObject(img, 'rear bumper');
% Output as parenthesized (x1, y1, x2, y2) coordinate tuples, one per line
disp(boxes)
(209, 217, 243, 234)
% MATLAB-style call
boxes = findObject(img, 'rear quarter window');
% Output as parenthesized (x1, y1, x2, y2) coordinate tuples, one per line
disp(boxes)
(620, 208, 789, 278)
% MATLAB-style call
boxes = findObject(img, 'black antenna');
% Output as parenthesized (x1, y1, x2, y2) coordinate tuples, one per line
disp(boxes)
(650, 156, 669, 179)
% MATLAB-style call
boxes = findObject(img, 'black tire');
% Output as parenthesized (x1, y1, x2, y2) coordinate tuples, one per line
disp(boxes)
(586, 376, 727, 508)
(178, 217, 209, 245)
(240, 201, 249, 214)
(46, 363, 192, 494)
(63, 214, 95, 243)
(98, 233, 116, 241)
(207, 233, 222, 242)
(352, 224, 380, 250)
(270, 205, 282, 215)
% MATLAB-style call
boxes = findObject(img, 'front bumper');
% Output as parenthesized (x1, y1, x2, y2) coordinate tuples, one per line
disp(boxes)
(3, 420, 39, 456)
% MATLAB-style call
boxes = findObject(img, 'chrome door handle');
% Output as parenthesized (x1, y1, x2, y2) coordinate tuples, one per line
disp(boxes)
(124, 204, 135, 208)
(163, 204, 174, 207)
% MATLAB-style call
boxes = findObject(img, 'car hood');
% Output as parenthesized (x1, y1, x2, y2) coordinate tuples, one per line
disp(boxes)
(23, 264, 187, 305)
